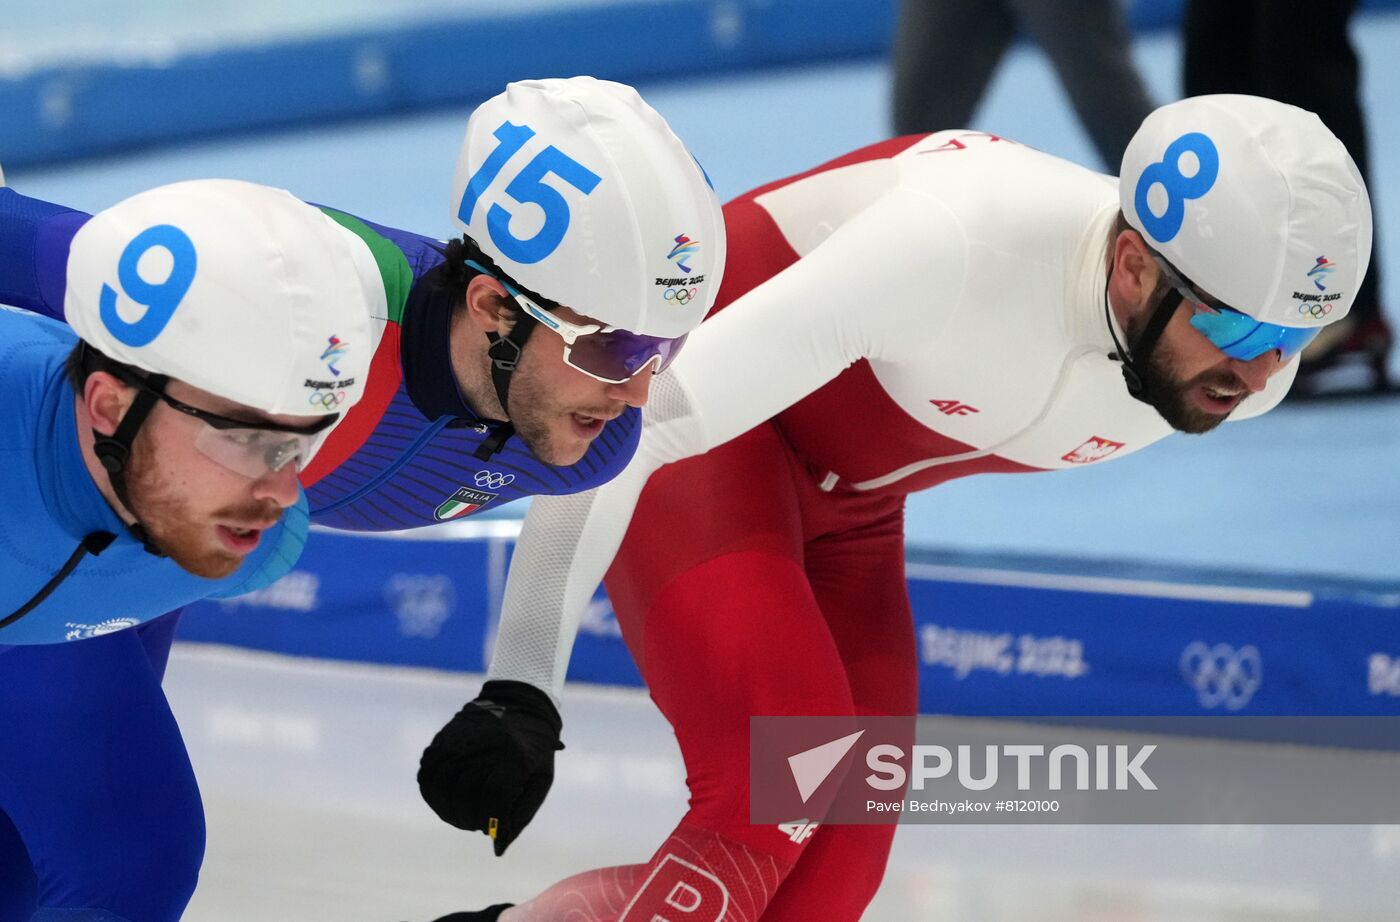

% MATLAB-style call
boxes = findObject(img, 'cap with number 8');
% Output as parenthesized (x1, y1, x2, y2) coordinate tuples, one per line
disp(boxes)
(1120, 94, 1372, 330)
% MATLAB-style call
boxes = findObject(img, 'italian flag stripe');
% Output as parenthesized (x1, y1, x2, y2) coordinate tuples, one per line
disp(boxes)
(437, 499, 477, 520)
(300, 208, 414, 487)
(317, 207, 414, 323)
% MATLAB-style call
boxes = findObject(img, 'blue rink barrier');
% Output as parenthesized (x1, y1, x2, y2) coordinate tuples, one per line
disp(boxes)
(4, 0, 902, 167)
(179, 524, 1400, 726)
(6, 0, 1397, 168)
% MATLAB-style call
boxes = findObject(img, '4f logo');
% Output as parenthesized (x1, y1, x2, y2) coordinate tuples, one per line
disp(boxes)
(930, 399, 979, 417)
(919, 131, 1016, 155)
(778, 820, 820, 844)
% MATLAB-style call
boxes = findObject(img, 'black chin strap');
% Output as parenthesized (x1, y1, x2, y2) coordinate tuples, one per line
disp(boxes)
(478, 319, 537, 463)
(91, 371, 168, 557)
(1105, 275, 1185, 404)
(484, 312, 540, 414)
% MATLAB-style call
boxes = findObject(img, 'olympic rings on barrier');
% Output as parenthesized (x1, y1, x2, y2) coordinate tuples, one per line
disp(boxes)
(664, 287, 699, 305)
(308, 389, 347, 409)
(474, 470, 515, 489)
(1179, 641, 1262, 711)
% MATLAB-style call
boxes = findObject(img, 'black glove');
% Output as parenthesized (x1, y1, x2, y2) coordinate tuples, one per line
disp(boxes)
(394, 905, 514, 922)
(418, 680, 563, 855)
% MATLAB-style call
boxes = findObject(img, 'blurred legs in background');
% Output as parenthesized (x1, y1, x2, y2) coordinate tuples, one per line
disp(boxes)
(1184, 0, 1394, 396)
(891, 0, 1155, 172)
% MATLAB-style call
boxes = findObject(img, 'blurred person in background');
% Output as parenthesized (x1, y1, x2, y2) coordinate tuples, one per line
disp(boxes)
(1184, 0, 1394, 395)
(891, 0, 1155, 172)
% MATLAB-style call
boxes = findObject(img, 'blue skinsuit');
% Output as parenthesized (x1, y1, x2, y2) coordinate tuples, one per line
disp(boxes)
(0, 189, 643, 920)
(0, 308, 306, 921)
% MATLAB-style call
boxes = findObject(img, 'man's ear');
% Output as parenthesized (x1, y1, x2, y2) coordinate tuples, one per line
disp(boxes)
(1108, 228, 1162, 320)
(84, 372, 135, 437)
(463, 274, 517, 335)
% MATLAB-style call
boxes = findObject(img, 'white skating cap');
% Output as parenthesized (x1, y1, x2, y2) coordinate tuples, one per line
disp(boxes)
(67, 179, 381, 416)
(1121, 94, 1372, 328)
(452, 76, 725, 339)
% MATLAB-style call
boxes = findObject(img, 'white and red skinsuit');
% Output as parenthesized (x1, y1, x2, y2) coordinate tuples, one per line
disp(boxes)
(490, 130, 1294, 921)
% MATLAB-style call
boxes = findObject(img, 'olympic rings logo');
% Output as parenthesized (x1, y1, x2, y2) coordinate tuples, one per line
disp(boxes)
(1297, 301, 1333, 320)
(664, 287, 699, 305)
(308, 389, 347, 409)
(1179, 641, 1262, 711)
(474, 470, 515, 489)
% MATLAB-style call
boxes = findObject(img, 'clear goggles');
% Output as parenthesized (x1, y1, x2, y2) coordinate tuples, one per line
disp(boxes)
(1155, 257, 1321, 361)
(129, 375, 337, 479)
(467, 260, 688, 384)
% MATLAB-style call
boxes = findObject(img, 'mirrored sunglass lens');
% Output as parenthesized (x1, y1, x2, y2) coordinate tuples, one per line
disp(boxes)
(1190, 311, 1321, 361)
(653, 333, 687, 371)
(1264, 325, 1321, 359)
(567, 331, 687, 382)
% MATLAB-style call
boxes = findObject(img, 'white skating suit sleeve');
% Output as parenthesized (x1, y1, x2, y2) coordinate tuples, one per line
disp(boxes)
(488, 181, 972, 700)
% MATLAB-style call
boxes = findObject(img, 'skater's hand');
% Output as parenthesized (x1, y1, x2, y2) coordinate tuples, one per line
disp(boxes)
(395, 908, 513, 922)
(418, 680, 563, 855)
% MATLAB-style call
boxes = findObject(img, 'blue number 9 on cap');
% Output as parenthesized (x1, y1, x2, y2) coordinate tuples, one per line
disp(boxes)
(1133, 132, 1219, 244)
(98, 224, 198, 347)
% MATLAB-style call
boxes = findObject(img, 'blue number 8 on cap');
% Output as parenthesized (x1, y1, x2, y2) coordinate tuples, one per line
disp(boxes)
(1133, 132, 1219, 244)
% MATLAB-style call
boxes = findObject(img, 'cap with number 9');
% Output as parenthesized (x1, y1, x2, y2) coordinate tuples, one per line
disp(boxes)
(65, 179, 382, 417)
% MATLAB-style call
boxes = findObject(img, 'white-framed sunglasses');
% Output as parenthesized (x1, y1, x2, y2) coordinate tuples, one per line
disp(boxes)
(466, 260, 688, 384)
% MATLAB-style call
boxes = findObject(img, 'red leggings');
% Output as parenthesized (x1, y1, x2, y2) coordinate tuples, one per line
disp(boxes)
(601, 420, 918, 921)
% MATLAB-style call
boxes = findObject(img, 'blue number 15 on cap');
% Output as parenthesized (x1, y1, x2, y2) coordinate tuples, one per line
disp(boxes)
(458, 120, 602, 265)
